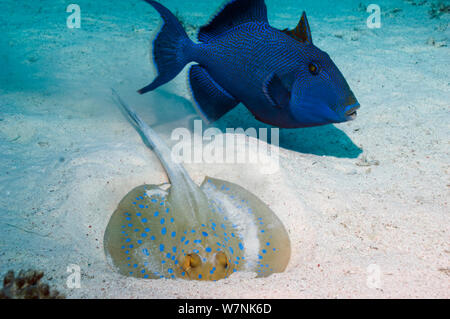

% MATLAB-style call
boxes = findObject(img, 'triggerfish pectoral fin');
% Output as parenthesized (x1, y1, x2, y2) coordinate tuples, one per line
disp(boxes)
(263, 72, 293, 109)
(189, 65, 239, 122)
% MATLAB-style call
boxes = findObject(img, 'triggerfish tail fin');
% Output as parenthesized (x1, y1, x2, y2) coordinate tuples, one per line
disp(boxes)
(188, 65, 239, 123)
(138, 0, 194, 94)
(263, 72, 292, 109)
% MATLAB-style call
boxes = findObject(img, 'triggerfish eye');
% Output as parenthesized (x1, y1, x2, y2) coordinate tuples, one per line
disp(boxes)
(308, 62, 320, 75)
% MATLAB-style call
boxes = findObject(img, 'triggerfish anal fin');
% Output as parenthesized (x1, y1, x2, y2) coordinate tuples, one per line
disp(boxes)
(263, 72, 293, 109)
(189, 65, 239, 122)
(198, 0, 269, 42)
(281, 11, 313, 45)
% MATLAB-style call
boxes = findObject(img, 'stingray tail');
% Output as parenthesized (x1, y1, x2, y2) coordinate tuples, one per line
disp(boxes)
(111, 89, 179, 177)
(138, 0, 195, 94)
(111, 89, 211, 221)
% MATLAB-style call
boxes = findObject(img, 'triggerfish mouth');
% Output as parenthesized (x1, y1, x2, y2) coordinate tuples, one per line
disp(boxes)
(138, 0, 360, 128)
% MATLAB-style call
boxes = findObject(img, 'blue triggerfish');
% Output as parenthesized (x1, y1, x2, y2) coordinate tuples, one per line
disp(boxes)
(138, 0, 360, 128)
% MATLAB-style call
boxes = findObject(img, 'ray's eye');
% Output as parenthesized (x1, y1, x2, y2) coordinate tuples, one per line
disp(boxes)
(215, 252, 229, 269)
(308, 62, 320, 75)
(183, 254, 201, 270)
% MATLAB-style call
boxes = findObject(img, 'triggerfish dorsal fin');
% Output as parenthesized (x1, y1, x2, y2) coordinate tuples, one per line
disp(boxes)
(281, 11, 313, 45)
(198, 0, 268, 43)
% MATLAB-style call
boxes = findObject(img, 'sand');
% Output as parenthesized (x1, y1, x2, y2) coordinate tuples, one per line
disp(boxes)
(0, 0, 448, 298)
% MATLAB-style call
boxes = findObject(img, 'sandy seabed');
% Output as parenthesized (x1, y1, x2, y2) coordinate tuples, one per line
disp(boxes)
(0, 0, 448, 298)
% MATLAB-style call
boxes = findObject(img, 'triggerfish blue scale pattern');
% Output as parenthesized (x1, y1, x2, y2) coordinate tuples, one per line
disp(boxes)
(104, 90, 291, 281)
(138, 0, 360, 128)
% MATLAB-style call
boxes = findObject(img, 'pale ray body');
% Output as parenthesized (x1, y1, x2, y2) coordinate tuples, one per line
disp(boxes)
(104, 91, 291, 281)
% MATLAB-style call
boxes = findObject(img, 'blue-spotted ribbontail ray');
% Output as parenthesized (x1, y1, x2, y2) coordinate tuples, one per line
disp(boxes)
(104, 90, 291, 281)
